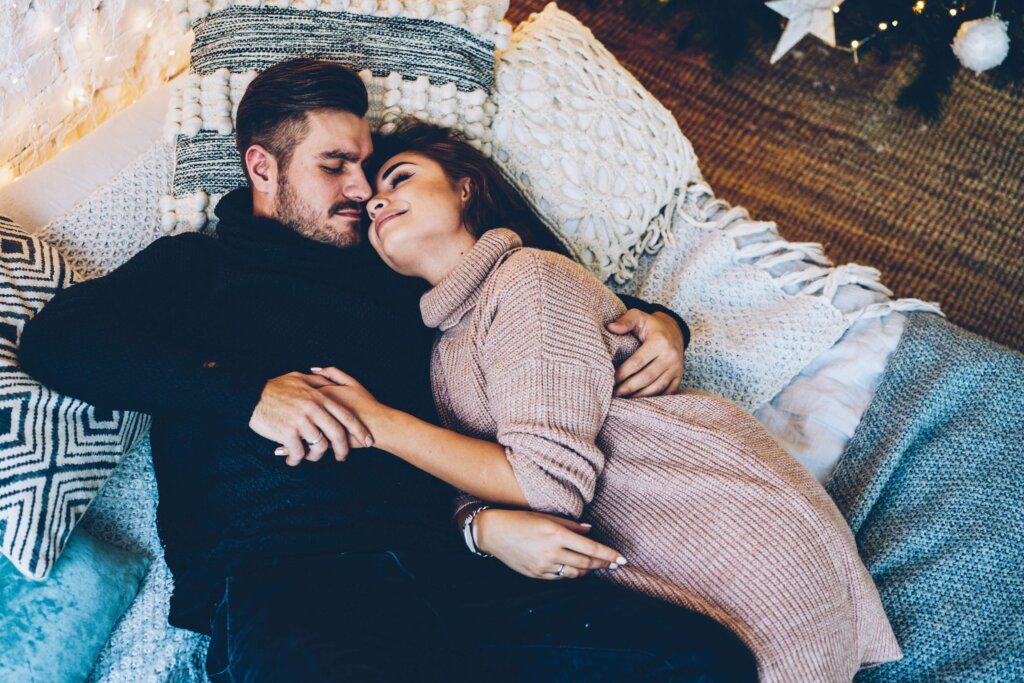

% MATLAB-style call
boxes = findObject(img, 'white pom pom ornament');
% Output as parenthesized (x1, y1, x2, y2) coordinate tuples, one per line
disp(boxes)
(952, 15, 1010, 74)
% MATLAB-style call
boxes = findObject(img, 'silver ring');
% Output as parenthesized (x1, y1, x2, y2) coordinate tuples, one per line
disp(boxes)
(555, 563, 566, 577)
(304, 435, 323, 447)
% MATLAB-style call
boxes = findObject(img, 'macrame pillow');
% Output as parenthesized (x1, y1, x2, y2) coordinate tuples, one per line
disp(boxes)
(0, 216, 150, 579)
(494, 4, 939, 411)
(491, 3, 700, 285)
(162, 0, 510, 231)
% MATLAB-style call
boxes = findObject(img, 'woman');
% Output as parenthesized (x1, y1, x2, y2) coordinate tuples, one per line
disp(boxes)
(286, 122, 902, 682)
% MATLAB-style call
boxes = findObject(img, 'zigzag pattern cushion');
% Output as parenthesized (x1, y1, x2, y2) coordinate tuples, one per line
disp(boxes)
(162, 0, 510, 231)
(0, 216, 150, 579)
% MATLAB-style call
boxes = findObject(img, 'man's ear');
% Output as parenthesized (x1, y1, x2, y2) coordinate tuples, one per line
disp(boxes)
(245, 145, 278, 194)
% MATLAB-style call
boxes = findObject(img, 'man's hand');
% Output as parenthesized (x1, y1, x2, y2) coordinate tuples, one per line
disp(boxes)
(606, 309, 685, 397)
(473, 508, 626, 580)
(249, 371, 374, 466)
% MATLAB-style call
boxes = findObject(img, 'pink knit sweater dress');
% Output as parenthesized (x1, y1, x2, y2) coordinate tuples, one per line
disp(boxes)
(421, 230, 901, 682)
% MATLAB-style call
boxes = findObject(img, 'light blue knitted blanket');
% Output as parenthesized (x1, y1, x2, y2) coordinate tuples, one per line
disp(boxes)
(826, 312, 1024, 682)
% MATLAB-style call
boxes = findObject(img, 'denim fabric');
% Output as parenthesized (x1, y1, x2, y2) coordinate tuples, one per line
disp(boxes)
(205, 551, 755, 682)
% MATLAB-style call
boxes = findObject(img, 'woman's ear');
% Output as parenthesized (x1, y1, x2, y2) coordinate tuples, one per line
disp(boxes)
(458, 178, 472, 204)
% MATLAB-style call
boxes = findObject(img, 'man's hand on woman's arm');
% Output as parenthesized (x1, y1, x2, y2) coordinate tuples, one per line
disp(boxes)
(606, 306, 687, 398)
(470, 507, 626, 580)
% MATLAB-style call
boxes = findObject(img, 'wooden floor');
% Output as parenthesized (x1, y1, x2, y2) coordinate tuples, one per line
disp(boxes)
(508, 0, 1024, 351)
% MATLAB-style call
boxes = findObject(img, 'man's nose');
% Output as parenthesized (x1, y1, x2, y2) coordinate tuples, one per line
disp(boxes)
(345, 168, 372, 203)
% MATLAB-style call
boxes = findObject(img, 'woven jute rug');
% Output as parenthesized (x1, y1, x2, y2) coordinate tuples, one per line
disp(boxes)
(508, 1, 1024, 352)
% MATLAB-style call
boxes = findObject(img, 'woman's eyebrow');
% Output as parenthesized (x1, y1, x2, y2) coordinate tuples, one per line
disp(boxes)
(380, 161, 410, 182)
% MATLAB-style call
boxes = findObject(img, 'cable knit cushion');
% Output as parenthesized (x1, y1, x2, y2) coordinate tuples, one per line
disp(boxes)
(0, 215, 150, 579)
(494, 4, 941, 411)
(163, 0, 510, 231)
(0, 525, 150, 683)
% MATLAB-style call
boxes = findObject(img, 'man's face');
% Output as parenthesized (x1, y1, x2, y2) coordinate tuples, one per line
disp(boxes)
(272, 110, 373, 248)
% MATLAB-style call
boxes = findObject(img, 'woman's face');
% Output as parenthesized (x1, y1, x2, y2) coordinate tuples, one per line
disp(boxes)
(367, 152, 475, 282)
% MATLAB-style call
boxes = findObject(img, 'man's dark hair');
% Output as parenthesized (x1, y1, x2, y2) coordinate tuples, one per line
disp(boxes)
(234, 58, 369, 184)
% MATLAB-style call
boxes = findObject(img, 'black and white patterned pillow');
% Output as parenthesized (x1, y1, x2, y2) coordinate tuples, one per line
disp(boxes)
(161, 0, 510, 231)
(0, 216, 150, 579)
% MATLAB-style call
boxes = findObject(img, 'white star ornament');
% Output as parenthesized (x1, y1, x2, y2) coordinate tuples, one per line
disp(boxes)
(765, 0, 845, 64)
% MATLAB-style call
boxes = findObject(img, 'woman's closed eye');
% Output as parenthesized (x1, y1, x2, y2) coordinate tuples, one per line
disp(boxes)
(387, 170, 412, 188)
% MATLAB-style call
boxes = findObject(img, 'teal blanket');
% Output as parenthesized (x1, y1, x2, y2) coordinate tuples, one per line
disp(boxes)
(826, 312, 1024, 681)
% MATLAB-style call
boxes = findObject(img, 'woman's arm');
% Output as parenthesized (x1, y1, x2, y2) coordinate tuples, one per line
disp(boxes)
(306, 368, 529, 507)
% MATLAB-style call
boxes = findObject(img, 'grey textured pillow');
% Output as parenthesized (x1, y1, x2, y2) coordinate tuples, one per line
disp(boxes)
(0, 215, 150, 579)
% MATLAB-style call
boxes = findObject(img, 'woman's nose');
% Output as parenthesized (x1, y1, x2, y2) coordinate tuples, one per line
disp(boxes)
(368, 197, 387, 220)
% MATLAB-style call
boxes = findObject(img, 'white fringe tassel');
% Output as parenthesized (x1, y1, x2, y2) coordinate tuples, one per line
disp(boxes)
(676, 180, 944, 321)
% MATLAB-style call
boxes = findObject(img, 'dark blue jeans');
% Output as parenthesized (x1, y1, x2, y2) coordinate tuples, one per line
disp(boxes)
(206, 551, 756, 682)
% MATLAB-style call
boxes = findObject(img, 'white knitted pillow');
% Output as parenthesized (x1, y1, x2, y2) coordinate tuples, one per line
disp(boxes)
(495, 4, 940, 411)
(163, 0, 511, 231)
(491, 3, 699, 285)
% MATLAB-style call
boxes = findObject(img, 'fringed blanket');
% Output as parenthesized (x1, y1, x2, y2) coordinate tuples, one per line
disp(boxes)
(826, 312, 1024, 681)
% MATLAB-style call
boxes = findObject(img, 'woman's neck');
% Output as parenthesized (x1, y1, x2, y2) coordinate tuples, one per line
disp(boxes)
(421, 229, 479, 286)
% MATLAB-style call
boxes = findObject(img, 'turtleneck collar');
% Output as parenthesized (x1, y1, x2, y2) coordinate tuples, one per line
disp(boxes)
(213, 187, 376, 267)
(420, 229, 523, 330)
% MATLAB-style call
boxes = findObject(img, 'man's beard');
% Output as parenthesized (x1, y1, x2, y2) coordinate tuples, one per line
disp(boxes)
(274, 172, 362, 249)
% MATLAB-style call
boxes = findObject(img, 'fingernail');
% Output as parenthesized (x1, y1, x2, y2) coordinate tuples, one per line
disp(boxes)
(311, 367, 323, 372)
(274, 447, 285, 456)
(609, 563, 619, 570)
(364, 436, 374, 448)
(616, 556, 628, 565)
(580, 523, 592, 528)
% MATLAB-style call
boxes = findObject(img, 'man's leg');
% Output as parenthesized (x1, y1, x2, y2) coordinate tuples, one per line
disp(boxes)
(404, 552, 757, 683)
(205, 553, 450, 682)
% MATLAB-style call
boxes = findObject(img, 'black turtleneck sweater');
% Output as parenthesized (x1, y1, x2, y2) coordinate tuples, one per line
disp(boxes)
(18, 188, 688, 635)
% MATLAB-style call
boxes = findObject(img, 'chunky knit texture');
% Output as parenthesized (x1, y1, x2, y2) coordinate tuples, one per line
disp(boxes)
(423, 229, 902, 682)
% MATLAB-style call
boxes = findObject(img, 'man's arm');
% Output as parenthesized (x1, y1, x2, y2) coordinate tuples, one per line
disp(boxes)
(18, 234, 264, 422)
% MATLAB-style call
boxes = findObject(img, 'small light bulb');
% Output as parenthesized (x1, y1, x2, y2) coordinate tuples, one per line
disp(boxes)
(833, 5, 840, 12)
(892, 19, 899, 26)
(169, 49, 176, 56)
(949, 7, 957, 15)
(851, 40, 860, 48)
(879, 22, 888, 30)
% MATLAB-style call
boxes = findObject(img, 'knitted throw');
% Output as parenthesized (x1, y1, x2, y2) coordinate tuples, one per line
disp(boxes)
(826, 313, 1024, 681)
(422, 229, 902, 682)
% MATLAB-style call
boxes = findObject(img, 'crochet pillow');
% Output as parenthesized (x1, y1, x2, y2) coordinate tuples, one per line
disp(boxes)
(491, 3, 699, 285)
(0, 215, 150, 579)
(163, 0, 510, 231)
(494, 4, 939, 411)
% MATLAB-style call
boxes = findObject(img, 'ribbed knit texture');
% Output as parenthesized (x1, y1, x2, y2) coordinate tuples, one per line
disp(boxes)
(423, 229, 902, 682)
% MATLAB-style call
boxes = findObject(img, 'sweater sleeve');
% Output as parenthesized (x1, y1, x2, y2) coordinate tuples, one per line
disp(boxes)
(18, 234, 266, 423)
(480, 251, 617, 519)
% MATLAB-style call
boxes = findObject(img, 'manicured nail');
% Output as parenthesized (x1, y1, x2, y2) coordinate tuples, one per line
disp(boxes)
(363, 435, 374, 448)
(274, 447, 285, 456)
(616, 557, 628, 565)
(609, 563, 619, 570)
(311, 367, 323, 372)
(580, 523, 592, 528)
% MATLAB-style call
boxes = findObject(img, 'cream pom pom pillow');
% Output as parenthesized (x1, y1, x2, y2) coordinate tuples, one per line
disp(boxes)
(163, 0, 510, 231)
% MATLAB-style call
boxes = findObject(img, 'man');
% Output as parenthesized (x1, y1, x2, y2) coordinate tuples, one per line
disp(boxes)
(20, 59, 755, 681)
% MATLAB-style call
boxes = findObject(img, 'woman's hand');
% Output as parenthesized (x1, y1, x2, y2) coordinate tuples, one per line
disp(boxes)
(473, 508, 627, 580)
(606, 309, 685, 397)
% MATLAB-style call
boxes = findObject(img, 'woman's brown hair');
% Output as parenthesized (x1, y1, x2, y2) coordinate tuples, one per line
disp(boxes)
(369, 120, 566, 254)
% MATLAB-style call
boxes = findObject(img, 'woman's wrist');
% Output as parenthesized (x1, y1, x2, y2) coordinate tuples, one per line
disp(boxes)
(470, 507, 498, 555)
